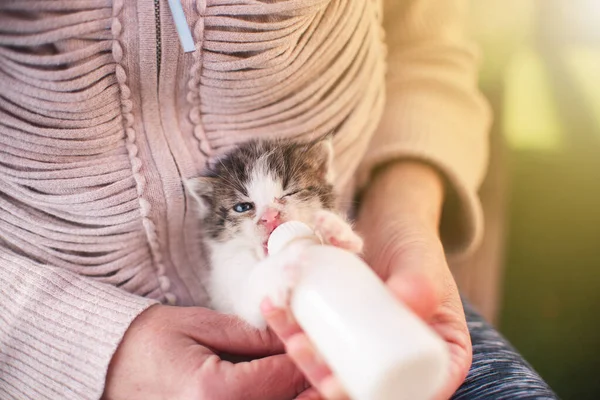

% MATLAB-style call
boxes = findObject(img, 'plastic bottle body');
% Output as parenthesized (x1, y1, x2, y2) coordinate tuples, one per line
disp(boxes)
(267, 221, 450, 400)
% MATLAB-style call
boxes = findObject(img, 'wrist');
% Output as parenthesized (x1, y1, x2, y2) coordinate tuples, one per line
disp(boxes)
(358, 161, 445, 231)
(104, 304, 164, 399)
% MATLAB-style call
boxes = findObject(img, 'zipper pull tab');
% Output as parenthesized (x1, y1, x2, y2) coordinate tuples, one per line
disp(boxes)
(167, 0, 195, 53)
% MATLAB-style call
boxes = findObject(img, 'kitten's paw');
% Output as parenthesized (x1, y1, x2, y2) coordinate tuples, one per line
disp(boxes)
(313, 210, 364, 254)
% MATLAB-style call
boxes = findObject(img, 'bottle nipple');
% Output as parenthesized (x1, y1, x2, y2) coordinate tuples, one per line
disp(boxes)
(267, 221, 316, 256)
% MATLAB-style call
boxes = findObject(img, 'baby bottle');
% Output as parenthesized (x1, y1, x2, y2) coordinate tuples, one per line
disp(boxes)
(267, 221, 450, 400)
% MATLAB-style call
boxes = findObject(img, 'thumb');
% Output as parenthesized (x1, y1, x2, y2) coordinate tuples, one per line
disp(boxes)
(179, 307, 285, 356)
(381, 233, 447, 321)
(387, 270, 439, 321)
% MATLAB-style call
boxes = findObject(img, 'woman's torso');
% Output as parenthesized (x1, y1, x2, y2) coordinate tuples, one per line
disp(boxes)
(0, 0, 386, 306)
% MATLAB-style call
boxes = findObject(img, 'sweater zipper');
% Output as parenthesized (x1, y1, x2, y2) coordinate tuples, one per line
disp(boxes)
(155, 1, 195, 82)
(154, 0, 161, 80)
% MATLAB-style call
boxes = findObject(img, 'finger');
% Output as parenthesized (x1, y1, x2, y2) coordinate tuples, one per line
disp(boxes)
(262, 301, 349, 400)
(180, 306, 285, 356)
(261, 298, 303, 341)
(389, 265, 472, 400)
(203, 354, 308, 400)
(286, 334, 333, 387)
(286, 334, 349, 400)
(295, 387, 323, 400)
(262, 301, 330, 388)
(429, 294, 473, 400)
(433, 340, 472, 400)
(262, 299, 331, 386)
(295, 386, 348, 400)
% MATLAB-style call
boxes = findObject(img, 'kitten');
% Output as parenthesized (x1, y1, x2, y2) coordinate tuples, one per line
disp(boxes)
(186, 137, 363, 329)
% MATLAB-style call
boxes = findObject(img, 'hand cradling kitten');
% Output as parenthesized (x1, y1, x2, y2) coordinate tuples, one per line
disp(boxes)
(186, 137, 363, 328)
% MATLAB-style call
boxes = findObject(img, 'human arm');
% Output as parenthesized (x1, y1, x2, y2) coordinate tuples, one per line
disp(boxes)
(355, 161, 472, 400)
(0, 248, 308, 400)
(356, 0, 491, 256)
(263, 163, 471, 400)
(262, 0, 491, 398)
(103, 304, 307, 400)
(0, 249, 156, 399)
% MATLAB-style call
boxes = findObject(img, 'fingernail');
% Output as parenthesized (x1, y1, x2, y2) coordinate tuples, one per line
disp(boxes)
(260, 298, 276, 314)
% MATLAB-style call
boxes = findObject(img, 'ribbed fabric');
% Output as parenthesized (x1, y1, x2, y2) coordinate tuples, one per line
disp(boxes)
(0, 0, 489, 398)
(356, 0, 492, 257)
(452, 300, 558, 400)
(0, 250, 157, 400)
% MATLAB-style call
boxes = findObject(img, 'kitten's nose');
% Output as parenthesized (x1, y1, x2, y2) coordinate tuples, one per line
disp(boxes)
(260, 207, 281, 233)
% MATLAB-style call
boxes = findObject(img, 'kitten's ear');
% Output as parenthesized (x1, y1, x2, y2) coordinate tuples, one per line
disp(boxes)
(184, 177, 215, 218)
(307, 134, 335, 183)
(206, 152, 229, 171)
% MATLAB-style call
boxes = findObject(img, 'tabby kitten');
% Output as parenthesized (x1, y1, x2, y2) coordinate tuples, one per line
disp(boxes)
(186, 137, 363, 328)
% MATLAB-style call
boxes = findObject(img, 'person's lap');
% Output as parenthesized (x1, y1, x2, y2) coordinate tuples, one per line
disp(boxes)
(227, 297, 557, 399)
(452, 299, 558, 400)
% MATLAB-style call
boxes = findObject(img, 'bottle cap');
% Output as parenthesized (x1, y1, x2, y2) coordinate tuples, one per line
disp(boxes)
(267, 221, 316, 256)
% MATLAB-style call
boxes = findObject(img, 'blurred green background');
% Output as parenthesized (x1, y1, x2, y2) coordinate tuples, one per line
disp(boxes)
(468, 0, 600, 399)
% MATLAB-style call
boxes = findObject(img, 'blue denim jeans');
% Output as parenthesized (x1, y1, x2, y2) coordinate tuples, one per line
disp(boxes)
(452, 299, 558, 400)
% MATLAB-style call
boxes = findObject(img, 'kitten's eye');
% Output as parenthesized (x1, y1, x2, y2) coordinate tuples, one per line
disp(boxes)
(233, 202, 254, 213)
(283, 189, 302, 198)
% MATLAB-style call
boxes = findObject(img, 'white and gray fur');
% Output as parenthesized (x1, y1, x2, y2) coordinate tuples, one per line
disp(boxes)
(186, 137, 363, 328)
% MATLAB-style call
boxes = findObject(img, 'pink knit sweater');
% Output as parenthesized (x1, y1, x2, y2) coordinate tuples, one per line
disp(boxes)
(0, 0, 490, 398)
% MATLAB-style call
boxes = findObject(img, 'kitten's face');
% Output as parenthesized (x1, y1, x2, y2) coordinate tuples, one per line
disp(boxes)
(187, 138, 335, 258)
